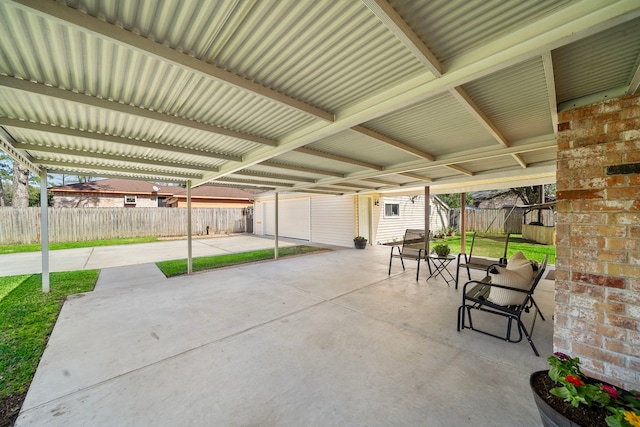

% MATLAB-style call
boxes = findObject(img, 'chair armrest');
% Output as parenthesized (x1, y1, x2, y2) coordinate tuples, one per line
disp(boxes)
(481, 282, 532, 294)
(461, 278, 490, 294)
(485, 262, 506, 275)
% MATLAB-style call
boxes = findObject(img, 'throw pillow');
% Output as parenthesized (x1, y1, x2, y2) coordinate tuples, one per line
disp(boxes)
(487, 262, 533, 306)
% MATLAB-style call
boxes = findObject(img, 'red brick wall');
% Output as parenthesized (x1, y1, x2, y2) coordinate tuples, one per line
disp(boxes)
(555, 93, 640, 390)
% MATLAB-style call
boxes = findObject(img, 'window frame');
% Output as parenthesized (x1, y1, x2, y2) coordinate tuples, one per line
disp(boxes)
(124, 195, 137, 205)
(384, 203, 400, 218)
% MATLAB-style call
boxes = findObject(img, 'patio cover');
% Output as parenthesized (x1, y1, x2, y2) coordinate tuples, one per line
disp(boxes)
(0, 0, 638, 196)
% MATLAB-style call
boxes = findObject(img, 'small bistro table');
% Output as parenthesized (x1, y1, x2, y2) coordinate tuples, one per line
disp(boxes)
(427, 254, 456, 286)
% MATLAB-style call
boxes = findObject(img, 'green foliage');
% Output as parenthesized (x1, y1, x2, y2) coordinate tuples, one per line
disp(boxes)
(430, 233, 555, 264)
(157, 245, 329, 277)
(546, 353, 640, 426)
(0, 236, 159, 255)
(432, 243, 450, 257)
(437, 193, 473, 209)
(0, 271, 99, 398)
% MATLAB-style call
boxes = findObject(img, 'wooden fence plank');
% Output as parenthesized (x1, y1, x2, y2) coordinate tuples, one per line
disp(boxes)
(0, 207, 247, 244)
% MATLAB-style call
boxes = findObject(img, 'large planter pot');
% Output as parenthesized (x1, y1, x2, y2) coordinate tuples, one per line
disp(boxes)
(531, 371, 578, 427)
(354, 239, 367, 249)
(530, 370, 620, 427)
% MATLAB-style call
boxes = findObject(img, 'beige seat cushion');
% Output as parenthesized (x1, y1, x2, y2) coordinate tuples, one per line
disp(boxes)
(487, 256, 534, 306)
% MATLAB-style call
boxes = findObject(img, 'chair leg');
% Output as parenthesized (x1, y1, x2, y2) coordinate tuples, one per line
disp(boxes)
(530, 297, 546, 321)
(416, 257, 420, 281)
(518, 319, 540, 357)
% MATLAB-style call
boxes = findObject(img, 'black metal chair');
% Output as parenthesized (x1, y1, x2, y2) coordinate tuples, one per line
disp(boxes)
(388, 229, 426, 280)
(455, 232, 510, 289)
(457, 254, 549, 356)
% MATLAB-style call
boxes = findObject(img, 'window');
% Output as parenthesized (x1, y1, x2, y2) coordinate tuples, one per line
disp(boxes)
(124, 195, 137, 205)
(384, 203, 399, 217)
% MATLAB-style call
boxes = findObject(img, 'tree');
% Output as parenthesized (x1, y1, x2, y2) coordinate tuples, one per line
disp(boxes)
(0, 153, 11, 206)
(438, 193, 474, 209)
(12, 161, 30, 208)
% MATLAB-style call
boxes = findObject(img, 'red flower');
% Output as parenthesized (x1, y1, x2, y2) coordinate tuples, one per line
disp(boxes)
(601, 385, 619, 399)
(566, 375, 583, 387)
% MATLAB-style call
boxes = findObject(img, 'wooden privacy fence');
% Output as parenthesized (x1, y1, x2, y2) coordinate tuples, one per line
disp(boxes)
(450, 208, 555, 234)
(0, 207, 249, 244)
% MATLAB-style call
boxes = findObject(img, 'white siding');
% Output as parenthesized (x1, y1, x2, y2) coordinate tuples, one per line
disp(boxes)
(310, 195, 355, 247)
(374, 196, 448, 245)
(253, 200, 265, 235)
(263, 198, 311, 240)
(253, 193, 355, 247)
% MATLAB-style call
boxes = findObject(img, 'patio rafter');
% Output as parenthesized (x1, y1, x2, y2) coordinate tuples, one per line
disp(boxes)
(10, 0, 335, 123)
(11, 142, 218, 172)
(0, 117, 243, 162)
(0, 75, 277, 147)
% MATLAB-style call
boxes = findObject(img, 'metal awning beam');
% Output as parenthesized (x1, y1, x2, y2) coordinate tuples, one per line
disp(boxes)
(445, 164, 473, 176)
(0, 76, 276, 147)
(0, 117, 243, 162)
(12, 143, 218, 172)
(361, 0, 443, 77)
(449, 87, 509, 148)
(0, 128, 40, 174)
(294, 147, 383, 171)
(12, 0, 334, 123)
(35, 160, 202, 179)
(196, 0, 640, 186)
(232, 170, 316, 183)
(290, 138, 555, 190)
(259, 161, 345, 178)
(352, 126, 435, 160)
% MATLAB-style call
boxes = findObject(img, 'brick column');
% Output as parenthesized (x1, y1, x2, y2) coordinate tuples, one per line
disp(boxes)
(555, 93, 640, 390)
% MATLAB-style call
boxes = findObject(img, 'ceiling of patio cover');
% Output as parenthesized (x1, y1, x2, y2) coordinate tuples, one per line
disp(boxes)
(1, 0, 639, 195)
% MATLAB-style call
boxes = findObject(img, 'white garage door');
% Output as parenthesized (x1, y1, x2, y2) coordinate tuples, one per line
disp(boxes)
(263, 198, 310, 240)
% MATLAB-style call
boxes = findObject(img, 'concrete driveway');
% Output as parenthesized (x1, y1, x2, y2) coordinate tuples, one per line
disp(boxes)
(0, 234, 295, 276)
(14, 244, 553, 426)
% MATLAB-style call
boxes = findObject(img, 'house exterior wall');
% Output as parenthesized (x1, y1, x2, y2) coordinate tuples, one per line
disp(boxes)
(374, 195, 448, 245)
(53, 193, 158, 208)
(555, 92, 640, 390)
(253, 194, 354, 247)
(310, 195, 354, 247)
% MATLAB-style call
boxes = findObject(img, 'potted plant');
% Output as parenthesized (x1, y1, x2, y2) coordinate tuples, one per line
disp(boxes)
(530, 352, 640, 427)
(432, 243, 450, 257)
(353, 236, 367, 249)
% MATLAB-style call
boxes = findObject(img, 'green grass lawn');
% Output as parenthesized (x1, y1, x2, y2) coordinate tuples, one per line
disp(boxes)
(430, 233, 555, 264)
(0, 236, 159, 255)
(0, 271, 99, 400)
(157, 245, 329, 277)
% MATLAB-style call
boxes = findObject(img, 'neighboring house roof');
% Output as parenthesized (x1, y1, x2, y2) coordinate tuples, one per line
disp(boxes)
(50, 178, 176, 195)
(50, 178, 254, 201)
(168, 186, 255, 201)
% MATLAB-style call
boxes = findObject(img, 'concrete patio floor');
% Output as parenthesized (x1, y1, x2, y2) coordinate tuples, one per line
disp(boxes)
(15, 244, 554, 426)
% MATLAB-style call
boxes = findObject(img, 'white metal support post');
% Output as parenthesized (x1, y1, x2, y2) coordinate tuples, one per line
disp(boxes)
(424, 186, 430, 252)
(40, 168, 50, 293)
(461, 193, 467, 254)
(274, 192, 279, 259)
(187, 180, 193, 274)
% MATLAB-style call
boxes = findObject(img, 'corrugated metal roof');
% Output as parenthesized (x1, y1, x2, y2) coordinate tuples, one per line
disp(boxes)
(392, 0, 574, 63)
(460, 57, 554, 142)
(365, 92, 497, 156)
(1, 0, 638, 194)
(553, 17, 640, 103)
